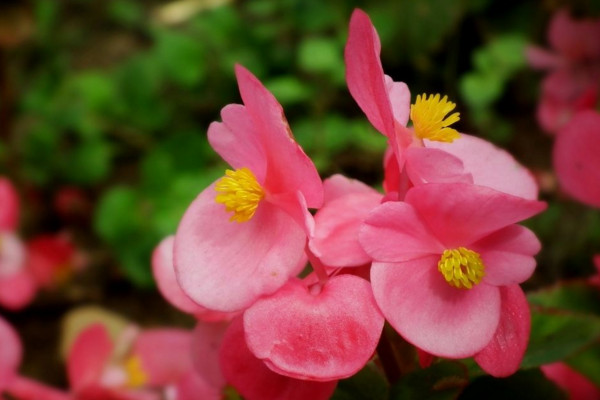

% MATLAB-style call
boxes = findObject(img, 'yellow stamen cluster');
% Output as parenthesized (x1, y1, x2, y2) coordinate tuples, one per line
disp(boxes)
(438, 247, 485, 289)
(215, 167, 264, 223)
(410, 94, 460, 142)
(123, 356, 148, 388)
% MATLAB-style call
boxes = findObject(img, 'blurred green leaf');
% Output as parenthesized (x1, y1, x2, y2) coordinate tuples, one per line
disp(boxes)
(108, 0, 143, 26)
(61, 140, 112, 185)
(154, 29, 207, 87)
(332, 363, 388, 400)
(566, 342, 600, 387)
(528, 282, 600, 316)
(95, 186, 141, 243)
(34, 0, 60, 38)
(390, 361, 468, 400)
(298, 37, 344, 77)
(266, 76, 313, 106)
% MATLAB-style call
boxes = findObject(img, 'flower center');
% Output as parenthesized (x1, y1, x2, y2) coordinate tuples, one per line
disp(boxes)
(215, 167, 264, 223)
(437, 247, 485, 289)
(410, 93, 460, 142)
(123, 355, 147, 388)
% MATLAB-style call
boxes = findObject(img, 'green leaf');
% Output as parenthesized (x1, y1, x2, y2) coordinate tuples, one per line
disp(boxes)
(332, 363, 389, 400)
(298, 37, 344, 76)
(108, 0, 143, 26)
(154, 29, 207, 87)
(390, 361, 468, 400)
(528, 282, 600, 316)
(567, 341, 600, 387)
(460, 72, 503, 109)
(94, 186, 141, 243)
(61, 140, 112, 185)
(458, 369, 566, 400)
(266, 76, 313, 106)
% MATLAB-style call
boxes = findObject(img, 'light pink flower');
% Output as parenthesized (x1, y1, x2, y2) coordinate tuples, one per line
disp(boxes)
(175, 65, 323, 313)
(0, 316, 21, 391)
(541, 362, 600, 400)
(553, 110, 600, 208)
(359, 183, 545, 375)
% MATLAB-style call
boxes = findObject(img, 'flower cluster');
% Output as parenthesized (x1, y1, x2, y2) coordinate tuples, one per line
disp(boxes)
(146, 9, 548, 399)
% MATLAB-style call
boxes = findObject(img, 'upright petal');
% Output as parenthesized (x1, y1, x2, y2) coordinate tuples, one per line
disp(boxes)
(0, 178, 19, 231)
(67, 323, 113, 392)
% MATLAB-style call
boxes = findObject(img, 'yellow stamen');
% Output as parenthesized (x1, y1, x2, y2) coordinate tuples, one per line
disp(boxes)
(215, 168, 264, 223)
(437, 247, 485, 289)
(410, 93, 460, 142)
(123, 355, 147, 388)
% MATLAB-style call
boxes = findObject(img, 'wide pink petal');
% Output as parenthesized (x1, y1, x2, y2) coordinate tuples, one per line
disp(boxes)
(68, 323, 114, 392)
(244, 275, 384, 381)
(473, 225, 541, 286)
(405, 147, 473, 186)
(311, 190, 382, 267)
(174, 183, 306, 312)
(345, 9, 395, 138)
(220, 317, 337, 400)
(234, 65, 323, 208)
(371, 257, 501, 358)
(474, 285, 530, 377)
(405, 183, 546, 248)
(554, 110, 600, 208)
(76, 386, 160, 400)
(207, 104, 267, 183)
(6, 376, 71, 400)
(322, 174, 376, 204)
(359, 201, 444, 263)
(0, 178, 19, 231)
(425, 134, 538, 200)
(0, 316, 21, 390)
(133, 329, 192, 386)
(541, 362, 600, 400)
(191, 321, 229, 390)
(0, 269, 37, 310)
(174, 371, 221, 400)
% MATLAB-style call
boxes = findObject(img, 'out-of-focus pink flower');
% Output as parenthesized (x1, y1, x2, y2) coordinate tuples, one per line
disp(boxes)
(359, 183, 545, 376)
(0, 316, 21, 391)
(174, 65, 323, 313)
(541, 362, 600, 400)
(0, 178, 20, 232)
(25, 234, 83, 289)
(553, 110, 600, 208)
(527, 10, 600, 133)
(54, 186, 91, 221)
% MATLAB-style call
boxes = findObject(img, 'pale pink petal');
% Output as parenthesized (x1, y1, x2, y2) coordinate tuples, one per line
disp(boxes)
(359, 201, 444, 263)
(133, 329, 192, 386)
(0, 316, 21, 390)
(0, 269, 37, 310)
(405, 147, 473, 186)
(474, 285, 530, 377)
(191, 321, 228, 389)
(67, 324, 113, 392)
(0, 232, 26, 278)
(473, 225, 541, 286)
(405, 183, 546, 248)
(322, 174, 376, 204)
(345, 9, 395, 138)
(371, 257, 501, 358)
(234, 65, 323, 208)
(0, 178, 19, 231)
(385, 76, 411, 126)
(77, 386, 160, 400)
(425, 134, 538, 199)
(174, 183, 306, 312)
(220, 318, 337, 400)
(244, 275, 384, 381)
(541, 362, 600, 400)
(525, 46, 562, 70)
(311, 190, 382, 267)
(6, 376, 71, 400)
(207, 104, 267, 183)
(174, 371, 221, 400)
(554, 110, 600, 208)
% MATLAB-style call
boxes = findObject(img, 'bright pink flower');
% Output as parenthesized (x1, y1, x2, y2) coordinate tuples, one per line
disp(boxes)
(0, 178, 19, 231)
(0, 316, 21, 390)
(175, 65, 323, 313)
(553, 110, 600, 208)
(541, 362, 600, 400)
(527, 10, 600, 133)
(359, 183, 545, 374)
(25, 233, 82, 289)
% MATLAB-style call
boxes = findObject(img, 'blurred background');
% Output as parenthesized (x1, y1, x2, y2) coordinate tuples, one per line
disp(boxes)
(1, 0, 599, 388)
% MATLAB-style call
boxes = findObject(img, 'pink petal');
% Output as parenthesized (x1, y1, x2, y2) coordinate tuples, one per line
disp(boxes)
(234, 65, 323, 208)
(311, 190, 382, 267)
(425, 134, 538, 200)
(0, 178, 19, 231)
(0, 316, 21, 390)
(322, 174, 376, 204)
(174, 183, 306, 312)
(359, 201, 444, 263)
(385, 76, 411, 126)
(0, 269, 37, 311)
(133, 329, 192, 386)
(76, 386, 160, 400)
(67, 323, 113, 392)
(525, 46, 563, 70)
(405, 147, 473, 186)
(174, 371, 221, 400)
(541, 362, 600, 400)
(371, 257, 501, 358)
(191, 321, 229, 390)
(345, 9, 395, 138)
(220, 317, 337, 400)
(405, 183, 546, 248)
(6, 376, 71, 400)
(244, 275, 384, 381)
(0, 232, 26, 278)
(473, 225, 541, 286)
(25, 234, 76, 289)
(474, 285, 530, 377)
(548, 10, 600, 61)
(554, 110, 600, 208)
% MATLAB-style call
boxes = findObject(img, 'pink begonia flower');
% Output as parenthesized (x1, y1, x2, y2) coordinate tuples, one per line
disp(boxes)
(0, 177, 20, 231)
(175, 64, 323, 313)
(553, 110, 600, 208)
(359, 183, 545, 374)
(527, 9, 600, 133)
(25, 233, 83, 289)
(244, 274, 384, 381)
(0, 316, 21, 390)
(220, 317, 337, 400)
(541, 362, 600, 400)
(346, 9, 538, 200)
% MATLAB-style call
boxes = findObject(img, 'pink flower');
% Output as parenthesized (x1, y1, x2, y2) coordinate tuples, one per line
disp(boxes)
(359, 183, 545, 376)
(25, 233, 83, 289)
(553, 110, 600, 208)
(174, 65, 323, 313)
(527, 9, 600, 133)
(0, 316, 21, 391)
(541, 362, 600, 400)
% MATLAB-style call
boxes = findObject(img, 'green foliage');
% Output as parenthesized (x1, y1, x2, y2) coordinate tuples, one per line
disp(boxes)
(332, 363, 389, 400)
(390, 362, 468, 400)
